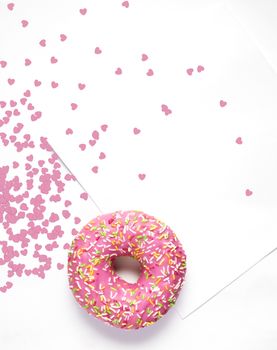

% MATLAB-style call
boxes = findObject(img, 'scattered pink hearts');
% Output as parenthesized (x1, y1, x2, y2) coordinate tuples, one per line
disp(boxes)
(115, 67, 122, 75)
(57, 263, 64, 270)
(24, 58, 31, 66)
(95, 47, 102, 54)
(161, 104, 172, 116)
(60, 34, 67, 41)
(99, 152, 106, 160)
(39, 39, 46, 47)
(146, 69, 154, 76)
(34, 80, 41, 87)
(122, 1, 129, 8)
(133, 127, 141, 135)
(51, 81, 59, 89)
(10, 100, 17, 107)
(79, 8, 87, 15)
(79, 144, 86, 151)
(78, 83, 86, 90)
(71, 103, 78, 110)
(50, 56, 58, 64)
(141, 53, 148, 61)
(8, 78, 15, 85)
(101, 124, 108, 132)
(7, 3, 14, 11)
(186, 68, 193, 76)
(138, 174, 146, 180)
(245, 189, 253, 197)
(0, 60, 7, 68)
(197, 65, 205, 73)
(12, 161, 19, 168)
(91, 166, 99, 173)
(80, 192, 88, 200)
(66, 128, 73, 135)
(21, 20, 29, 28)
(220, 100, 227, 107)
(0, 101, 6, 108)
(236, 137, 243, 145)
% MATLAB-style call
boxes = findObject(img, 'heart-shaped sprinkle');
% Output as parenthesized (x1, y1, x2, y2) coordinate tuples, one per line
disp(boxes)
(80, 192, 88, 200)
(8, 78, 15, 85)
(0, 60, 7, 68)
(245, 189, 253, 196)
(71, 103, 78, 110)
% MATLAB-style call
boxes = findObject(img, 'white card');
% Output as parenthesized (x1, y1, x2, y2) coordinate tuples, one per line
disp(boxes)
(1, 0, 277, 318)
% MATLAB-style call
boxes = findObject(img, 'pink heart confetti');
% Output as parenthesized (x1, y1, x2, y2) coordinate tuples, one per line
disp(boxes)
(79, 8, 87, 15)
(133, 127, 141, 135)
(71, 103, 78, 110)
(21, 20, 29, 28)
(7, 3, 14, 11)
(197, 65, 205, 73)
(141, 53, 148, 61)
(138, 174, 146, 180)
(95, 47, 102, 54)
(146, 69, 154, 76)
(60, 34, 67, 41)
(236, 137, 243, 145)
(78, 83, 86, 90)
(115, 67, 122, 75)
(220, 100, 227, 107)
(245, 189, 253, 196)
(186, 68, 193, 76)
(91, 166, 99, 173)
(122, 1, 129, 8)
(39, 39, 46, 47)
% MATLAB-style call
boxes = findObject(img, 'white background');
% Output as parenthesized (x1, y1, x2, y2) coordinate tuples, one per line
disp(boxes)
(0, 0, 277, 349)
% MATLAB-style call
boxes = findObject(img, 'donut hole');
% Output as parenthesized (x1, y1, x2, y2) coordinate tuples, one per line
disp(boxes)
(112, 256, 142, 284)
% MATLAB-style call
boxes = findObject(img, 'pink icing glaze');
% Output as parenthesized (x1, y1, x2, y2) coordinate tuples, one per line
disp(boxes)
(68, 210, 186, 329)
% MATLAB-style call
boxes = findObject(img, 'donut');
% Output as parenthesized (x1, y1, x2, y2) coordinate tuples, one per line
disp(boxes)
(68, 210, 186, 329)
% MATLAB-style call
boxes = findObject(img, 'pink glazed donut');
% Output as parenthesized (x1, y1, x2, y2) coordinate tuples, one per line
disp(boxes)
(68, 210, 186, 329)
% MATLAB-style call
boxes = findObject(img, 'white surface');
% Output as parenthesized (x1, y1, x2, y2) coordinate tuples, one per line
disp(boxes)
(1, 0, 277, 348)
